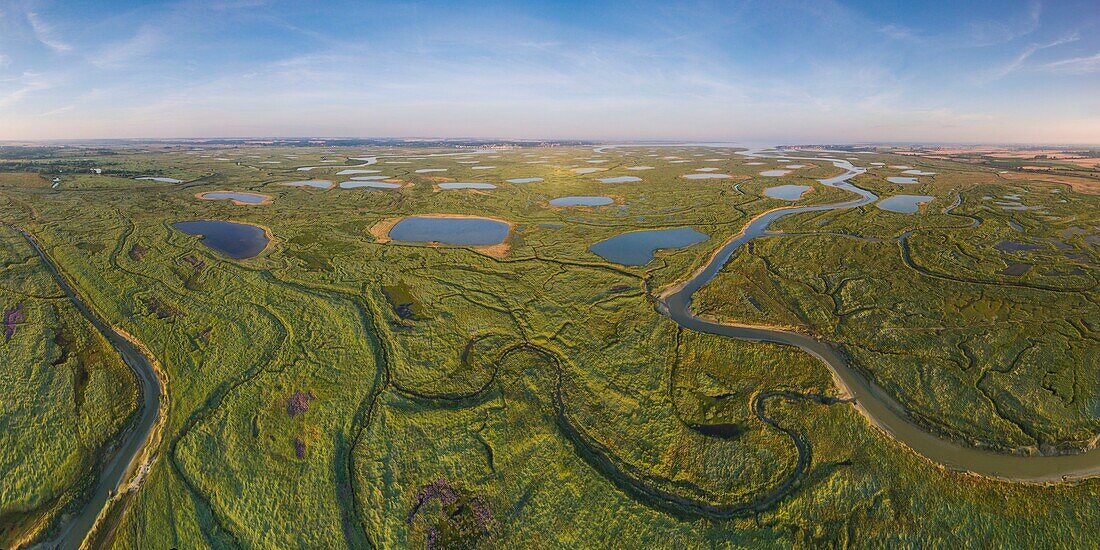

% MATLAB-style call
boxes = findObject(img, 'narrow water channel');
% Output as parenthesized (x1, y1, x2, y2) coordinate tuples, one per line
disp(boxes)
(657, 150, 1100, 482)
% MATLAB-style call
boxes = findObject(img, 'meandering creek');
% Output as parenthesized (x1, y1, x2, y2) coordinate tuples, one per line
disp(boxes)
(657, 148, 1100, 483)
(15, 227, 162, 550)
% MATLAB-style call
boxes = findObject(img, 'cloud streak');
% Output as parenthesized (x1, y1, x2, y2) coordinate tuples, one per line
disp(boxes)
(26, 11, 71, 53)
(1043, 52, 1100, 74)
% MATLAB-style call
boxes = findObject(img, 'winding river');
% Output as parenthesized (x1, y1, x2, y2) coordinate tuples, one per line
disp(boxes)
(17, 227, 163, 550)
(656, 149, 1100, 483)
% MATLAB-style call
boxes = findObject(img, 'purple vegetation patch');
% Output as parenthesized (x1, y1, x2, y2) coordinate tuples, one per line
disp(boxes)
(286, 390, 316, 417)
(4, 303, 25, 342)
(406, 476, 498, 549)
(407, 477, 460, 525)
(294, 437, 306, 459)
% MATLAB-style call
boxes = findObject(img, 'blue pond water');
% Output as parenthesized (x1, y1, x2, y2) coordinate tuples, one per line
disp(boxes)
(550, 196, 614, 206)
(389, 216, 509, 246)
(173, 220, 269, 259)
(877, 195, 934, 214)
(438, 182, 497, 190)
(590, 228, 709, 266)
(340, 181, 401, 189)
(763, 185, 811, 200)
(200, 192, 268, 204)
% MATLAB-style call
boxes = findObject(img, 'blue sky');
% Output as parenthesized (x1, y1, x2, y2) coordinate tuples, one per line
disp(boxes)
(0, 0, 1097, 143)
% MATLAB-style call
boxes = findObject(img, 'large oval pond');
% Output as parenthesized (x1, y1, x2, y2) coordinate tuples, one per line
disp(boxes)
(598, 176, 642, 183)
(590, 228, 709, 266)
(136, 176, 183, 183)
(763, 184, 811, 200)
(282, 179, 333, 189)
(340, 181, 402, 189)
(683, 173, 732, 180)
(550, 196, 614, 206)
(173, 220, 270, 259)
(438, 182, 497, 190)
(389, 216, 509, 246)
(198, 191, 270, 204)
(887, 176, 918, 184)
(877, 194, 934, 214)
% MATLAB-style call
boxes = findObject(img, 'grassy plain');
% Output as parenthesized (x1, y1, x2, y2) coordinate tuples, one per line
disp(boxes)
(0, 144, 1097, 547)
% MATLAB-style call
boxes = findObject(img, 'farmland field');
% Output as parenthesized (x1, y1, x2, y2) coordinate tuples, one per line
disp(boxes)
(1, 143, 1097, 547)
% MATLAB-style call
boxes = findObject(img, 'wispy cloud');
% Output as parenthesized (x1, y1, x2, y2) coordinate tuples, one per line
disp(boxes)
(1043, 52, 1100, 74)
(26, 11, 71, 53)
(36, 104, 73, 116)
(986, 33, 1079, 79)
(0, 72, 53, 108)
(91, 25, 162, 68)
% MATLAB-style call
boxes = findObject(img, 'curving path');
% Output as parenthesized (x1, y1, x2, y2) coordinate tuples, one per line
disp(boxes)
(656, 150, 1100, 483)
(15, 226, 164, 550)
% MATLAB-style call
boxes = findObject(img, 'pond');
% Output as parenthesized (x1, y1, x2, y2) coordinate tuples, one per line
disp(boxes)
(902, 169, 936, 176)
(349, 175, 390, 180)
(590, 228, 709, 266)
(994, 240, 1042, 253)
(683, 173, 732, 180)
(136, 177, 183, 183)
(598, 176, 642, 183)
(340, 181, 402, 189)
(337, 169, 380, 175)
(415, 168, 447, 173)
(876, 195, 934, 214)
(764, 184, 811, 200)
(550, 196, 614, 207)
(573, 167, 603, 174)
(173, 220, 270, 259)
(760, 169, 791, 177)
(507, 177, 544, 183)
(1001, 262, 1032, 276)
(887, 177, 918, 184)
(389, 216, 509, 246)
(197, 191, 270, 205)
(282, 180, 333, 189)
(438, 182, 497, 190)
(626, 166, 654, 170)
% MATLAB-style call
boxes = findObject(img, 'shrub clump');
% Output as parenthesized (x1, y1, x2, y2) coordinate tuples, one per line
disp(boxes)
(286, 390, 316, 417)
(4, 303, 25, 341)
(406, 477, 497, 549)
